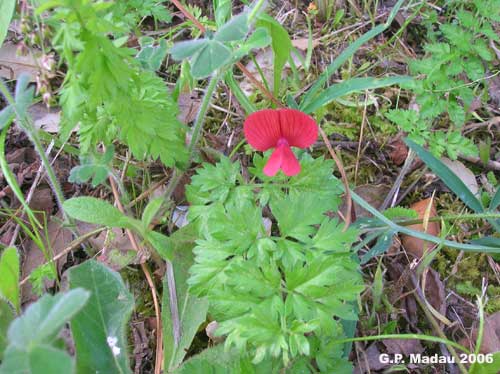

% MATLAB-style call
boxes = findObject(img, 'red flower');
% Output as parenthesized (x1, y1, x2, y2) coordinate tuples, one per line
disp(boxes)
(244, 109, 318, 176)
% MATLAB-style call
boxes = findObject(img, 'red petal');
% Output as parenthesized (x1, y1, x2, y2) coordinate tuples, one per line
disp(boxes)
(278, 109, 318, 148)
(244, 109, 282, 151)
(263, 146, 283, 176)
(280, 145, 301, 176)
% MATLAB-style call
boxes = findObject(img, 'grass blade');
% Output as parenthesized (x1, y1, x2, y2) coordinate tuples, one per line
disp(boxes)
(302, 76, 412, 113)
(405, 139, 484, 213)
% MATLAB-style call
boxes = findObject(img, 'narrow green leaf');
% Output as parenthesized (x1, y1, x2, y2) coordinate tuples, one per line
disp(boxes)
(163, 225, 209, 371)
(256, 14, 292, 96)
(0, 0, 15, 47)
(300, 0, 405, 109)
(302, 76, 413, 113)
(69, 260, 134, 374)
(405, 139, 484, 213)
(360, 230, 396, 264)
(0, 106, 15, 130)
(63, 197, 133, 228)
(0, 247, 19, 313)
(490, 187, 500, 211)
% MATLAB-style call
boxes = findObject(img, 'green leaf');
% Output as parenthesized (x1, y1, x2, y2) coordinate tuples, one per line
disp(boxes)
(0, 290, 88, 374)
(68, 260, 134, 374)
(271, 193, 335, 241)
(256, 14, 292, 96)
(173, 344, 242, 373)
(360, 230, 396, 264)
(0, 345, 74, 374)
(0, 300, 14, 360)
(490, 187, 500, 211)
(146, 230, 173, 261)
(0, 0, 15, 47)
(190, 40, 231, 78)
(0, 247, 19, 313)
(214, 12, 249, 42)
(405, 139, 484, 213)
(63, 197, 135, 229)
(0, 106, 15, 130)
(136, 38, 168, 71)
(303, 76, 413, 113)
(7, 290, 89, 347)
(170, 39, 207, 60)
(68, 145, 114, 187)
(141, 197, 163, 227)
(163, 225, 209, 371)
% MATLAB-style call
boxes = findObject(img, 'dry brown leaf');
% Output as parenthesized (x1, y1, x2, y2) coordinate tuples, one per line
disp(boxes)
(0, 43, 39, 81)
(28, 103, 61, 133)
(291, 38, 320, 51)
(441, 158, 479, 196)
(382, 338, 424, 356)
(388, 134, 409, 166)
(177, 92, 201, 124)
(340, 184, 391, 219)
(353, 344, 388, 374)
(21, 215, 73, 304)
(400, 198, 440, 259)
(461, 312, 500, 354)
(423, 268, 448, 323)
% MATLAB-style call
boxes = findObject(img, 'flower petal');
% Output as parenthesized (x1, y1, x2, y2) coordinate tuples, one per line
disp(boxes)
(280, 144, 301, 176)
(278, 109, 318, 148)
(244, 109, 282, 151)
(263, 146, 283, 176)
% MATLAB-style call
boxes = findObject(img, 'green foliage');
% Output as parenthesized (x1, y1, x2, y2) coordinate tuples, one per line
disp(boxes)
(38, 0, 187, 169)
(136, 37, 168, 71)
(68, 145, 114, 188)
(68, 260, 134, 374)
(256, 14, 293, 96)
(162, 225, 209, 371)
(0, 300, 14, 361)
(29, 263, 57, 297)
(0, 289, 90, 374)
(63, 196, 174, 260)
(382, 207, 418, 220)
(185, 156, 363, 371)
(0, 0, 15, 47)
(112, 0, 172, 28)
(0, 247, 20, 313)
(387, 1, 500, 159)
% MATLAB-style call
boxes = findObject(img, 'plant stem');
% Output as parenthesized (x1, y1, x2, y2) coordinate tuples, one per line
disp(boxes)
(187, 73, 220, 158)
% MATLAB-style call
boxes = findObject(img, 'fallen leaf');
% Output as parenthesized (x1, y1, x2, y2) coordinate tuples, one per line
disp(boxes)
(0, 43, 39, 81)
(441, 158, 479, 196)
(400, 198, 440, 259)
(353, 343, 388, 374)
(423, 268, 447, 318)
(340, 184, 391, 219)
(291, 38, 320, 51)
(388, 134, 409, 166)
(28, 103, 61, 133)
(177, 92, 201, 124)
(461, 312, 500, 354)
(21, 214, 73, 304)
(383, 338, 424, 356)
